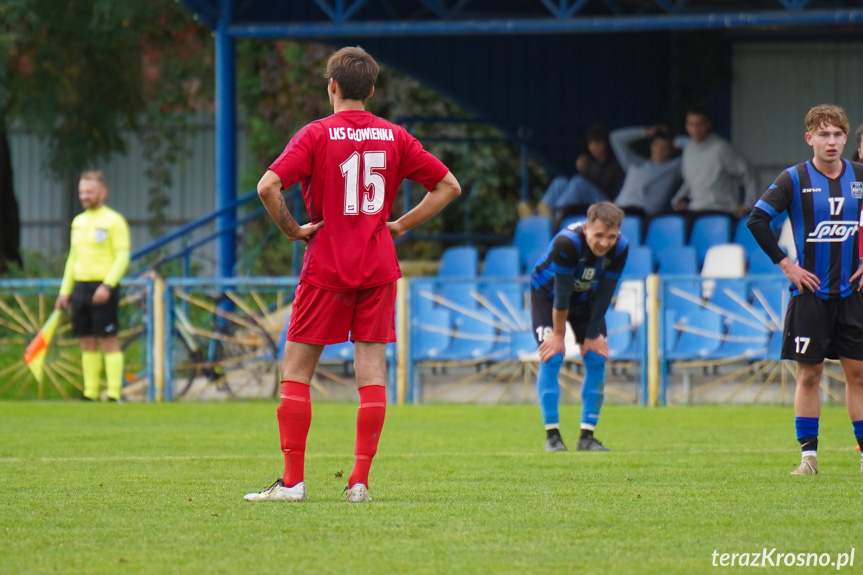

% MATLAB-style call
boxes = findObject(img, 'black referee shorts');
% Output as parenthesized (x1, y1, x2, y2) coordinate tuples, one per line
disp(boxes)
(70, 281, 120, 338)
(530, 287, 606, 346)
(781, 291, 863, 363)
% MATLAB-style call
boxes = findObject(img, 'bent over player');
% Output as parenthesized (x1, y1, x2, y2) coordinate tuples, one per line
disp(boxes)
(245, 46, 460, 502)
(747, 104, 863, 475)
(531, 202, 628, 452)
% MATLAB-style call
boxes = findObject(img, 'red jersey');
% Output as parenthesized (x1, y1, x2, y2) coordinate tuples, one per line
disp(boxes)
(269, 111, 449, 291)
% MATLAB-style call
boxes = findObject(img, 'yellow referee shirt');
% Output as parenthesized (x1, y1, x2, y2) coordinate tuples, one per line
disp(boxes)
(59, 206, 131, 295)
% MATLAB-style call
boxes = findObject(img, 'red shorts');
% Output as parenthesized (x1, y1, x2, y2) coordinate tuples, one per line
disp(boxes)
(287, 281, 397, 345)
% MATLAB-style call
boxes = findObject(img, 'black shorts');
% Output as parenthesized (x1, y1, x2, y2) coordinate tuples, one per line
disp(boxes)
(781, 291, 863, 363)
(530, 287, 606, 346)
(70, 281, 120, 338)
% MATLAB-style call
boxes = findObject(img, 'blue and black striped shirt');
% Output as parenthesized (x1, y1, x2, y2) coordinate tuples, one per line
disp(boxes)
(754, 159, 863, 298)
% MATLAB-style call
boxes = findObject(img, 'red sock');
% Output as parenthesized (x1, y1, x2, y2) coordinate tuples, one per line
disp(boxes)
(348, 385, 387, 488)
(277, 381, 312, 487)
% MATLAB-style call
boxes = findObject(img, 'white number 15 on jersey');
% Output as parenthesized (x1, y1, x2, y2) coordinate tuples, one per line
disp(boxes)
(340, 151, 386, 215)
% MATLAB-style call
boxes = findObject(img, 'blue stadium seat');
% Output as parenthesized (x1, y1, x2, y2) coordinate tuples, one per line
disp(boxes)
(439, 246, 478, 278)
(508, 330, 540, 360)
(319, 341, 354, 363)
(412, 309, 451, 361)
(707, 279, 749, 317)
(560, 216, 582, 230)
(482, 246, 521, 278)
(440, 281, 480, 310)
(666, 307, 724, 360)
(620, 215, 643, 246)
(514, 216, 552, 272)
(615, 321, 644, 362)
(435, 312, 498, 361)
(479, 281, 526, 322)
(621, 246, 654, 279)
(714, 311, 770, 360)
(689, 214, 732, 267)
(605, 310, 633, 359)
(656, 246, 697, 275)
(747, 248, 780, 275)
(524, 245, 547, 274)
(411, 278, 439, 317)
(645, 214, 686, 256)
(733, 218, 761, 261)
(664, 278, 703, 320)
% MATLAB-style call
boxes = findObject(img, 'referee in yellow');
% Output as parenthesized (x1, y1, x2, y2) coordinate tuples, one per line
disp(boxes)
(55, 171, 131, 401)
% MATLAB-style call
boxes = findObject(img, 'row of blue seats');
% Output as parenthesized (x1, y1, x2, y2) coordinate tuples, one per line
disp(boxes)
(410, 277, 786, 363)
(449, 212, 787, 280)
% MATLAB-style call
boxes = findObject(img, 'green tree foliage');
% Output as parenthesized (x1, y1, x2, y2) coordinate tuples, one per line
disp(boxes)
(236, 41, 547, 275)
(0, 0, 213, 274)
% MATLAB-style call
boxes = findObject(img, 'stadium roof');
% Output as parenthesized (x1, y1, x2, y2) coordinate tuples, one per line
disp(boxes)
(178, 0, 863, 278)
(182, 1, 863, 35)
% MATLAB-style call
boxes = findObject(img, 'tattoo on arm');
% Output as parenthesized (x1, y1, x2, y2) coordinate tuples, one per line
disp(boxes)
(275, 194, 300, 238)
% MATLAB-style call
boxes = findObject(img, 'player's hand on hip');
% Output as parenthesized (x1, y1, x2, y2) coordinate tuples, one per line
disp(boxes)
(55, 294, 69, 311)
(92, 284, 112, 305)
(539, 333, 565, 363)
(851, 262, 863, 290)
(292, 220, 324, 243)
(580, 336, 609, 359)
(780, 259, 819, 293)
(386, 221, 406, 240)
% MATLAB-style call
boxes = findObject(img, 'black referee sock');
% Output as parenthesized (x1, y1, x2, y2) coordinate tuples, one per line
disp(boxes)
(798, 436, 818, 453)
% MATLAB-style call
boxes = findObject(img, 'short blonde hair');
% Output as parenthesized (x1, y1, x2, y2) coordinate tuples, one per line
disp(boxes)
(805, 104, 849, 135)
(79, 170, 108, 189)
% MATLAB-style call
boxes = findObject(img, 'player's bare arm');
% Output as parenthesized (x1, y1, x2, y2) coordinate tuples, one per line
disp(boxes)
(257, 169, 324, 242)
(778, 257, 819, 293)
(387, 171, 460, 239)
(850, 259, 863, 290)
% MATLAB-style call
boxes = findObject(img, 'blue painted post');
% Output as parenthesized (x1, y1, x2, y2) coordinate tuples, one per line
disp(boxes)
(215, 0, 236, 279)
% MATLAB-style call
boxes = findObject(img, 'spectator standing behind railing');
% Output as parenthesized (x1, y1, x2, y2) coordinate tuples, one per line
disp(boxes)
(54, 171, 130, 402)
(672, 107, 759, 219)
(747, 104, 863, 477)
(610, 124, 689, 219)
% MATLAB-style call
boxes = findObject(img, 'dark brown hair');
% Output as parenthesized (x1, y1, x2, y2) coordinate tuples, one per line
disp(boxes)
(587, 202, 624, 229)
(325, 46, 379, 102)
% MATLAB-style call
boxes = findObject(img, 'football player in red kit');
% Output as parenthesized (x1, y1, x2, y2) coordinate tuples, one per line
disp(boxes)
(245, 46, 460, 502)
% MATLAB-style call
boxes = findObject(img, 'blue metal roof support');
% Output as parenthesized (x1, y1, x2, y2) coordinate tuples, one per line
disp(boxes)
(226, 10, 863, 37)
(216, 0, 237, 278)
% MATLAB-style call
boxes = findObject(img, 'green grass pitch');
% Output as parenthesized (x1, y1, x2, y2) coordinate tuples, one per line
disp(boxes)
(0, 402, 859, 574)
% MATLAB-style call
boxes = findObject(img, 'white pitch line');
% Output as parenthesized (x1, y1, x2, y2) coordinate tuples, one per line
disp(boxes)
(1, 447, 855, 463)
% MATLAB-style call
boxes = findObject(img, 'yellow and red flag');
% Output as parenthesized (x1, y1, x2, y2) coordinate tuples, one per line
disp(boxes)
(23, 310, 62, 384)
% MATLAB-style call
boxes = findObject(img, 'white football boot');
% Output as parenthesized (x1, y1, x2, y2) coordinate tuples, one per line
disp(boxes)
(244, 479, 307, 502)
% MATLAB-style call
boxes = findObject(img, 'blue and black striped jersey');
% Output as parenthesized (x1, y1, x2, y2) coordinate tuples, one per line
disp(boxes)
(754, 159, 863, 298)
(530, 222, 629, 305)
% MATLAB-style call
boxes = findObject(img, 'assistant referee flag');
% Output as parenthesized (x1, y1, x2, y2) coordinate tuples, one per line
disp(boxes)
(23, 310, 62, 383)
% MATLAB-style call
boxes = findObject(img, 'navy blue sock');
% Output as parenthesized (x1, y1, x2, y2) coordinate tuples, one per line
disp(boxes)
(852, 420, 863, 452)
(581, 351, 606, 430)
(795, 417, 819, 453)
(537, 353, 563, 427)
